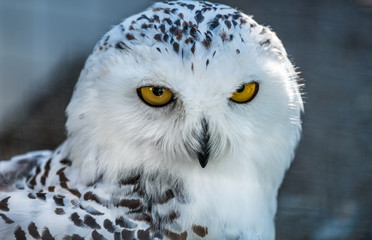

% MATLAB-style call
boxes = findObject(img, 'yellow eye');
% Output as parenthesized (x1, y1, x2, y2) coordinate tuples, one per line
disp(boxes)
(137, 86, 174, 107)
(230, 82, 259, 103)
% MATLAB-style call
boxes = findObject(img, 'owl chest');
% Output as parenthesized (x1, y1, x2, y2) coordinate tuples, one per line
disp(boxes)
(173, 172, 276, 239)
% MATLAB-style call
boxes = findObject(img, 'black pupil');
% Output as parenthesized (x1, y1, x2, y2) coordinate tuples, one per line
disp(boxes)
(152, 87, 164, 96)
(236, 85, 245, 93)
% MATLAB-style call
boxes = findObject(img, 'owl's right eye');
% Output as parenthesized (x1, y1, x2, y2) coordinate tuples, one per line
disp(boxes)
(137, 86, 174, 107)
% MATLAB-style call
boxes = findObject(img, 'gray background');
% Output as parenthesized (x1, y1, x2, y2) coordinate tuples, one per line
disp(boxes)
(0, 0, 371, 239)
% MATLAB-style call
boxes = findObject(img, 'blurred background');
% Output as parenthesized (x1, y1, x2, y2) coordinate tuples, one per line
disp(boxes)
(0, 0, 371, 239)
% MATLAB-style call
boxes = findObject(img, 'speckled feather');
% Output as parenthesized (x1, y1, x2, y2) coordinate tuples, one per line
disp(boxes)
(0, 1, 303, 239)
(95, 1, 285, 61)
(0, 144, 202, 239)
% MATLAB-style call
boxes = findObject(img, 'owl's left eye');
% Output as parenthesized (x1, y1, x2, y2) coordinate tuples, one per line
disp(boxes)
(137, 86, 174, 107)
(230, 82, 259, 103)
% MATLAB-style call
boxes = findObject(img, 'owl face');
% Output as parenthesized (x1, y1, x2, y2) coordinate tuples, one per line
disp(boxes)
(66, 1, 303, 183)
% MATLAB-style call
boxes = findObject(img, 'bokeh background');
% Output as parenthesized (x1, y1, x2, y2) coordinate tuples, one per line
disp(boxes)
(1, 0, 371, 239)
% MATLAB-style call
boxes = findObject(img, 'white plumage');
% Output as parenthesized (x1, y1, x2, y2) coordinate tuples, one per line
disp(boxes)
(0, 1, 303, 239)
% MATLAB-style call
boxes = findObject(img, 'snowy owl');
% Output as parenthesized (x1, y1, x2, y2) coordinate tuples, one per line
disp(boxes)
(0, 1, 303, 239)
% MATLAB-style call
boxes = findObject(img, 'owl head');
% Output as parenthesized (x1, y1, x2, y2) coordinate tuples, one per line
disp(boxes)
(65, 1, 303, 187)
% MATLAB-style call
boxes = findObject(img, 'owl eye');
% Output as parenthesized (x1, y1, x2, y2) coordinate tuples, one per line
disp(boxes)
(230, 82, 259, 103)
(137, 86, 174, 107)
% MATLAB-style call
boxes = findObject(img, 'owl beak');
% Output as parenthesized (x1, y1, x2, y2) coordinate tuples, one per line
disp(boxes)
(197, 118, 210, 168)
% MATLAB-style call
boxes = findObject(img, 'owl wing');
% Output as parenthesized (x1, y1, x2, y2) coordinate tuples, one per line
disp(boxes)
(0, 149, 152, 240)
(0, 151, 52, 192)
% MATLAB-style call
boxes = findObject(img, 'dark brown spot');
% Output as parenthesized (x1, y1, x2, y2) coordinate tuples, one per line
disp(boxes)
(154, 34, 162, 42)
(137, 14, 150, 21)
(184, 37, 193, 44)
(72, 234, 85, 240)
(134, 213, 151, 223)
(28, 222, 41, 239)
(121, 229, 134, 239)
(28, 166, 41, 188)
(189, 27, 198, 39)
(114, 232, 120, 240)
(48, 186, 55, 192)
(115, 41, 129, 50)
(260, 39, 271, 46)
(163, 8, 171, 14)
(60, 158, 72, 166)
(28, 193, 36, 199)
(116, 199, 141, 209)
(71, 199, 79, 207)
(236, 49, 240, 54)
(91, 230, 105, 240)
(174, 29, 183, 41)
(159, 32, 168, 42)
(159, 24, 166, 33)
(129, 25, 134, 30)
(191, 63, 194, 72)
(120, 175, 141, 185)
(225, 20, 232, 29)
(186, 4, 195, 10)
(84, 192, 101, 205)
(68, 188, 81, 198)
(137, 228, 150, 240)
(55, 208, 65, 215)
(84, 214, 101, 229)
(192, 225, 208, 237)
(56, 167, 69, 183)
(174, 19, 181, 26)
(164, 229, 188, 240)
(126, 33, 135, 40)
(0, 213, 14, 223)
(191, 44, 196, 54)
(202, 36, 212, 48)
(14, 226, 26, 240)
(206, 59, 209, 67)
(260, 28, 267, 35)
(115, 216, 138, 229)
(53, 195, 64, 206)
(0, 196, 10, 211)
(168, 211, 179, 222)
(36, 192, 46, 200)
(153, 15, 160, 22)
(178, 13, 184, 19)
(156, 47, 161, 53)
(63, 234, 84, 240)
(208, 18, 220, 30)
(70, 212, 84, 227)
(240, 18, 248, 25)
(220, 32, 228, 42)
(103, 219, 115, 233)
(42, 227, 55, 240)
(40, 159, 52, 185)
(194, 10, 204, 23)
(173, 42, 180, 53)
(163, 18, 172, 25)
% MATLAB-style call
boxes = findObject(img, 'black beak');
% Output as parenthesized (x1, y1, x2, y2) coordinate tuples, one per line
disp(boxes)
(197, 118, 210, 168)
